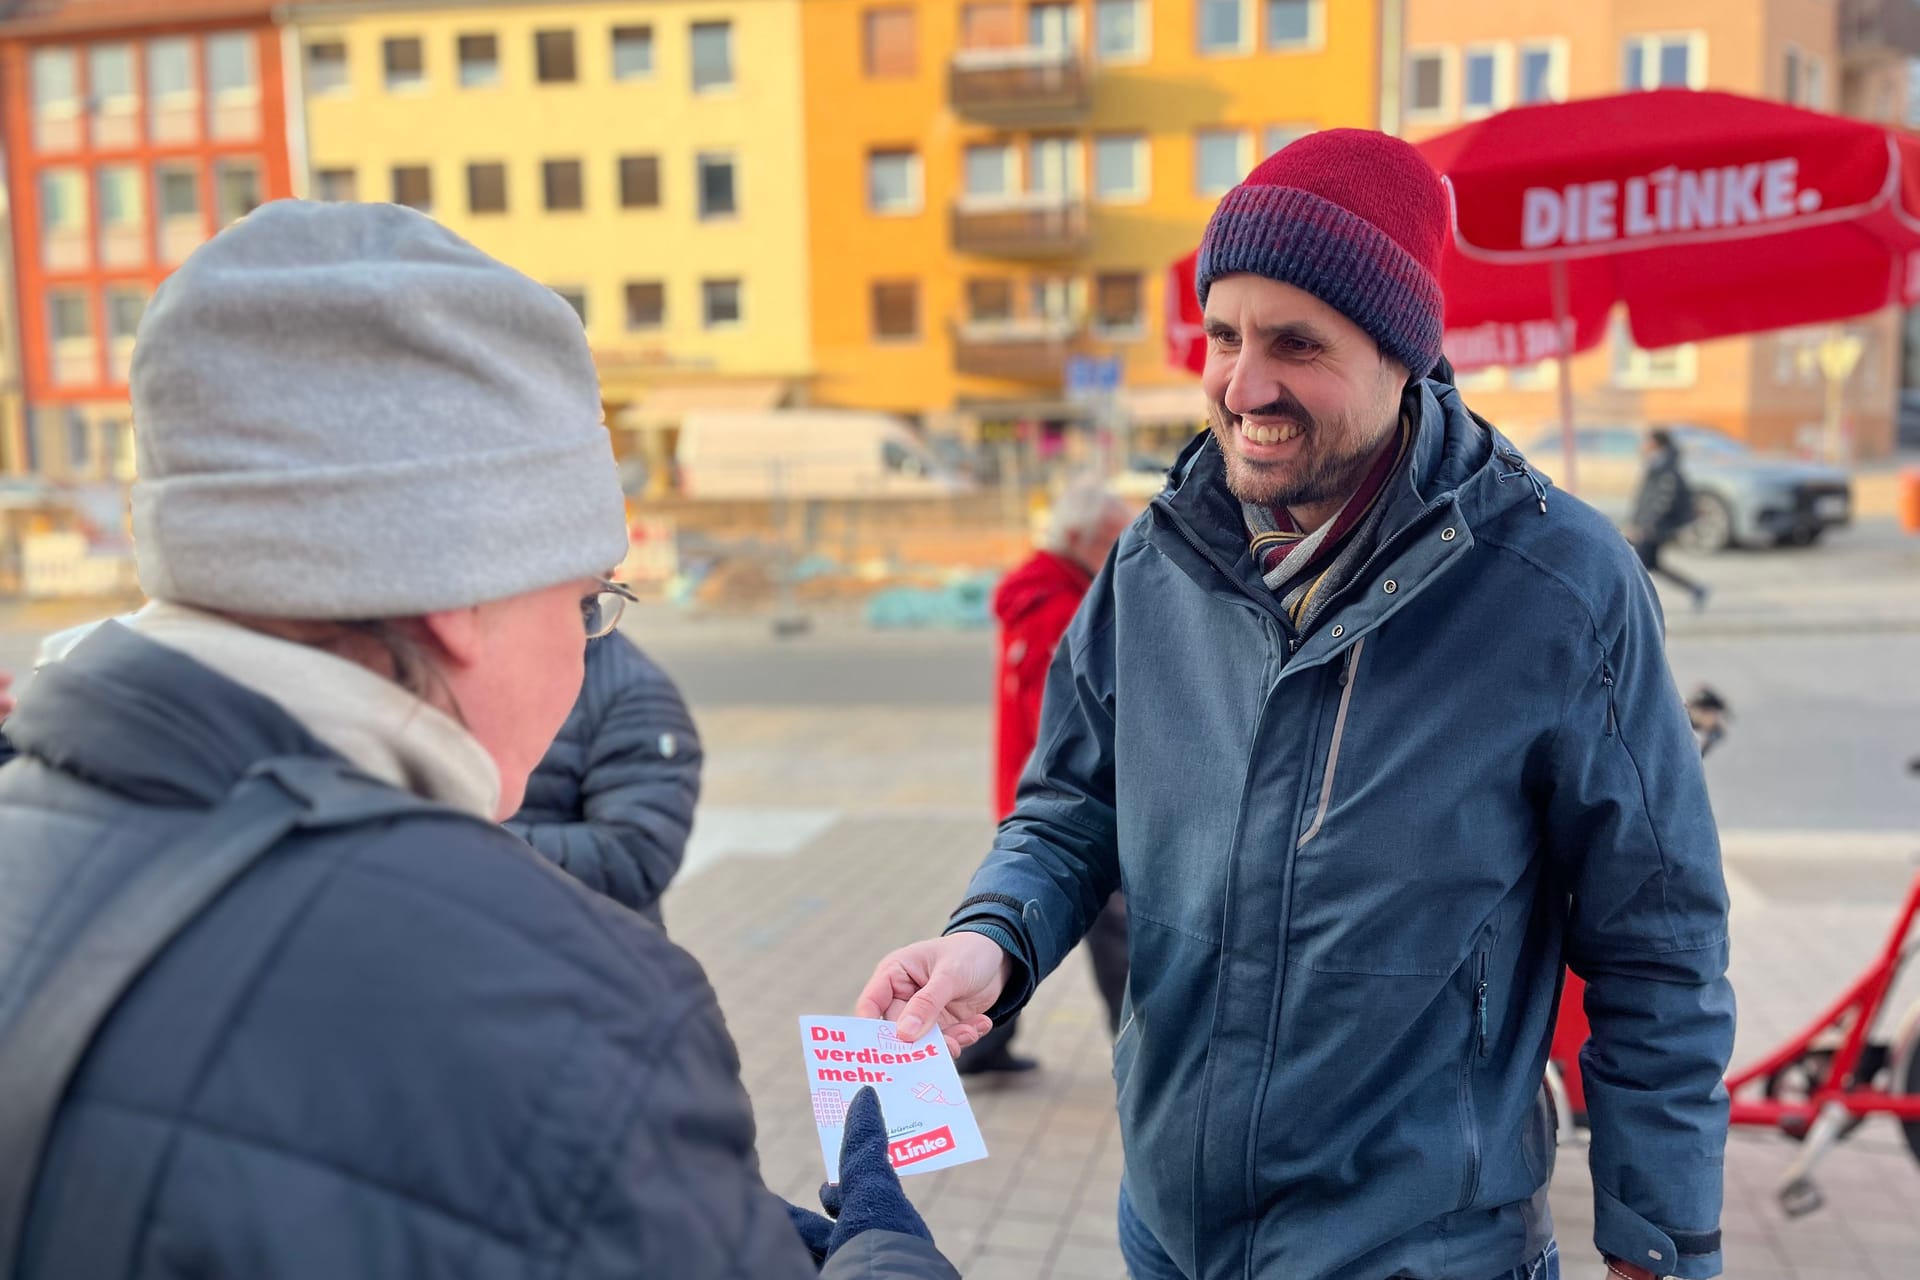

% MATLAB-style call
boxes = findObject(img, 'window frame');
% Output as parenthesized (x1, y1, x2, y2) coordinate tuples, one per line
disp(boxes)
(696, 152, 738, 219)
(391, 164, 433, 213)
(1459, 42, 1510, 119)
(1516, 39, 1568, 105)
(1193, 128, 1251, 198)
(1404, 46, 1454, 122)
(1197, 0, 1250, 56)
(691, 21, 735, 93)
(1091, 270, 1146, 339)
(543, 158, 585, 212)
(1093, 0, 1148, 65)
(701, 278, 744, 329)
(535, 29, 579, 84)
(867, 148, 924, 216)
(457, 32, 501, 89)
(1622, 31, 1707, 91)
(468, 161, 508, 214)
(870, 279, 921, 342)
(624, 280, 665, 331)
(1093, 134, 1149, 204)
(383, 36, 426, 93)
(305, 39, 350, 95)
(1264, 0, 1323, 54)
(619, 154, 661, 209)
(862, 6, 917, 78)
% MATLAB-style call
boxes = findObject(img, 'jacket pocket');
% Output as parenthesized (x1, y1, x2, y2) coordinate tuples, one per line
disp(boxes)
(1457, 931, 1494, 1211)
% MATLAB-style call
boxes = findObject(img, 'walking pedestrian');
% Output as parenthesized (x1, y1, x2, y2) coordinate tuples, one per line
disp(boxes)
(1630, 429, 1710, 609)
(506, 629, 701, 925)
(0, 201, 955, 1280)
(958, 481, 1133, 1077)
(0, 669, 14, 767)
(857, 130, 1732, 1280)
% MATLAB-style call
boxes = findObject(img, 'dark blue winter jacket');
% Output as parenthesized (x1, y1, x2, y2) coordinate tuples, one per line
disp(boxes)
(506, 632, 700, 924)
(0, 624, 953, 1279)
(950, 380, 1734, 1279)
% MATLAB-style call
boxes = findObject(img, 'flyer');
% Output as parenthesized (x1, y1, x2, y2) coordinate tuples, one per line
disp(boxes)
(797, 1014, 989, 1181)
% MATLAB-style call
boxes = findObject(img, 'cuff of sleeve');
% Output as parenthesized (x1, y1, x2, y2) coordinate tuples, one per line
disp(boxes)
(944, 920, 1034, 1022)
(1594, 1183, 1721, 1278)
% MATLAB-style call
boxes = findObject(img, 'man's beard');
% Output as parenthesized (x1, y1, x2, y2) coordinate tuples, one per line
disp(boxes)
(1207, 394, 1395, 512)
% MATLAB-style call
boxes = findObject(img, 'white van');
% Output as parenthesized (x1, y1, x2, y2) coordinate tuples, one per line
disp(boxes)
(675, 409, 968, 500)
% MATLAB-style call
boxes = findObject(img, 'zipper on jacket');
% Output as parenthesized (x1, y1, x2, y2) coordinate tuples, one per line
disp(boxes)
(1600, 662, 1618, 737)
(1474, 949, 1491, 1060)
(1296, 636, 1365, 848)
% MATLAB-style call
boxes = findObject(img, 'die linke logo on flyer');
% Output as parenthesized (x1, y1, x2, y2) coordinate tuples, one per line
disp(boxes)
(1517, 157, 1825, 251)
(888, 1125, 957, 1169)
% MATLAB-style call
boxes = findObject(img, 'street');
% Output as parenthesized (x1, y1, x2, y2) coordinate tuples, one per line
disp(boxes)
(2, 521, 1918, 1278)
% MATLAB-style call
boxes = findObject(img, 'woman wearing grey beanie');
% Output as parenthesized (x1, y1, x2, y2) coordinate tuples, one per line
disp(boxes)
(0, 201, 957, 1279)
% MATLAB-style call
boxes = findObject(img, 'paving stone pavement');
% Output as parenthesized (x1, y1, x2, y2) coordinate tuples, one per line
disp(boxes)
(663, 807, 1920, 1280)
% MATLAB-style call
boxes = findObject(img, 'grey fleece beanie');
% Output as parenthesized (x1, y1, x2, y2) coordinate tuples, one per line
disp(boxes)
(131, 199, 628, 618)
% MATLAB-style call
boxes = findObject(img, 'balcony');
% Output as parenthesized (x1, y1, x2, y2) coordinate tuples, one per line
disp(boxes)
(1840, 0, 1920, 60)
(949, 46, 1090, 126)
(952, 318, 1081, 382)
(951, 195, 1091, 259)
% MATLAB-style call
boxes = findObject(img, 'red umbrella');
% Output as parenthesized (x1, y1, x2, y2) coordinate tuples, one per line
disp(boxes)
(1167, 90, 1920, 489)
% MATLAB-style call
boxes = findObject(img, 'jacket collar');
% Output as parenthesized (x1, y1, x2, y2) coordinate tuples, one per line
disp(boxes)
(5, 623, 333, 808)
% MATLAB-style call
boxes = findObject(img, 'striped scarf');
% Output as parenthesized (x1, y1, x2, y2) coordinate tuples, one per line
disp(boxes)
(1244, 415, 1412, 625)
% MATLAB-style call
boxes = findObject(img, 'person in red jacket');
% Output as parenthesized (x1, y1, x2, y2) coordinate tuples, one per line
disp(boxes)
(959, 481, 1135, 1076)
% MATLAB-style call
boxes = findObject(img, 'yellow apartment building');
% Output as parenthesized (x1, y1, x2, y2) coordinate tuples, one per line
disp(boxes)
(799, 0, 1381, 451)
(286, 0, 813, 465)
(1396, 0, 1917, 458)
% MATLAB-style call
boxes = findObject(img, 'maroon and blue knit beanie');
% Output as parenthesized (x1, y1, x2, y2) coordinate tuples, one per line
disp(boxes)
(1195, 128, 1449, 378)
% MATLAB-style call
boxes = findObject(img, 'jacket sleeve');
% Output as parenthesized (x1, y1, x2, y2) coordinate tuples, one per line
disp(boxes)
(559, 977, 957, 1279)
(1630, 467, 1679, 535)
(1541, 574, 1734, 1279)
(505, 664, 702, 915)
(946, 560, 1121, 1020)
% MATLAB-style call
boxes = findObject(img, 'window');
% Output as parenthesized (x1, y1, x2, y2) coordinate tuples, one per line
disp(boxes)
(1266, 0, 1320, 51)
(1094, 135, 1148, 203)
(39, 168, 87, 233)
(392, 165, 432, 212)
(1784, 46, 1801, 105)
(156, 163, 202, 264)
(147, 36, 197, 146)
(207, 32, 260, 139)
(624, 281, 664, 330)
(33, 47, 79, 151)
(692, 22, 733, 92)
(536, 29, 576, 83)
(1094, 0, 1146, 62)
(469, 162, 507, 213)
(871, 280, 919, 340)
(553, 287, 587, 325)
(1194, 129, 1249, 196)
(612, 25, 654, 79)
(63, 411, 93, 470)
(863, 8, 916, 77)
(868, 149, 922, 214)
(50, 294, 91, 339)
(1806, 56, 1826, 109)
(215, 160, 260, 226)
(1198, 0, 1247, 54)
(459, 33, 499, 87)
(966, 278, 1014, 323)
(1028, 135, 1083, 198)
(307, 40, 348, 94)
(1094, 272, 1144, 337)
(702, 278, 742, 328)
(964, 143, 1015, 200)
(960, 2, 1018, 49)
(1406, 49, 1450, 119)
(97, 165, 145, 267)
(543, 159, 584, 211)
(1462, 45, 1506, 117)
(158, 166, 200, 218)
(384, 37, 424, 91)
(1623, 34, 1702, 90)
(1030, 276, 1077, 323)
(107, 289, 145, 382)
(88, 44, 137, 147)
(697, 153, 736, 218)
(1517, 42, 1564, 104)
(620, 155, 660, 208)
(1028, 2, 1076, 51)
(314, 168, 358, 202)
(1611, 319, 1697, 388)
(1262, 124, 1311, 158)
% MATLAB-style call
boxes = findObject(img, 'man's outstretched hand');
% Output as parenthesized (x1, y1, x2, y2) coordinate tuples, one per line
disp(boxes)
(855, 931, 1012, 1054)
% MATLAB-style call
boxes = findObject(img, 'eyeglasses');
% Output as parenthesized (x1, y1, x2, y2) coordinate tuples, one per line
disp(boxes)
(583, 579, 638, 639)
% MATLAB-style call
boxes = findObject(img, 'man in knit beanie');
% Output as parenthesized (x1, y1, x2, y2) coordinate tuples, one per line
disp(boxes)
(860, 130, 1729, 1280)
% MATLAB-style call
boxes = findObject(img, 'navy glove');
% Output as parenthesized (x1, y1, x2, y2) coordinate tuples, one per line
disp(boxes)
(797, 1086, 934, 1260)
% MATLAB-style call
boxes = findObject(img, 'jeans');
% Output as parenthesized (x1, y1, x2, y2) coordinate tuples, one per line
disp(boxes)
(1117, 1182, 1560, 1280)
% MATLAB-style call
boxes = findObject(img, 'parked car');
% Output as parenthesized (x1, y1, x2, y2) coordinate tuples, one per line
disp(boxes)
(1525, 423, 1852, 551)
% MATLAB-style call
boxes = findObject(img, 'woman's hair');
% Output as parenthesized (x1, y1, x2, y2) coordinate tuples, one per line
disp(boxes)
(1649, 428, 1676, 452)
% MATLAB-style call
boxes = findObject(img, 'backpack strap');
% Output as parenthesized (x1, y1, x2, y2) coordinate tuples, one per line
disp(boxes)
(0, 755, 457, 1275)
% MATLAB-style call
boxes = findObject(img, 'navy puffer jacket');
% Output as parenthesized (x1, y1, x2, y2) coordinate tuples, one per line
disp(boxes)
(506, 633, 700, 924)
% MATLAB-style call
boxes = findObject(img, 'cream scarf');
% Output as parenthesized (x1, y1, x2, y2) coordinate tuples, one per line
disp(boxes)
(126, 602, 501, 819)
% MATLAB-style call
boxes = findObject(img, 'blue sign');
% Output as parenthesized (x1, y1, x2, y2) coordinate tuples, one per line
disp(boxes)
(1065, 356, 1123, 403)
